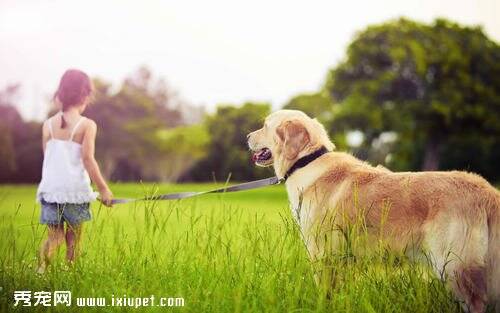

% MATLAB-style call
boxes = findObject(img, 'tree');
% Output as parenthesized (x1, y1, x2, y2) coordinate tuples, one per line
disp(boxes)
(283, 92, 334, 123)
(152, 125, 210, 181)
(0, 123, 16, 180)
(0, 85, 43, 183)
(84, 67, 202, 182)
(326, 18, 500, 172)
(0, 102, 22, 180)
(186, 102, 272, 182)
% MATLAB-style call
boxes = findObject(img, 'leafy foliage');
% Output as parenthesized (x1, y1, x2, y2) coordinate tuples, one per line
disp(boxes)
(186, 103, 273, 182)
(283, 92, 334, 123)
(152, 125, 211, 181)
(81, 67, 206, 182)
(0, 85, 43, 183)
(326, 18, 500, 175)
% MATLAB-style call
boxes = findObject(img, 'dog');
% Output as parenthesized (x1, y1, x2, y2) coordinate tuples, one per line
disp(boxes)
(247, 109, 500, 313)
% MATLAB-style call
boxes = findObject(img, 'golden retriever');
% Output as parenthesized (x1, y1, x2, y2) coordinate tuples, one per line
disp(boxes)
(247, 109, 500, 313)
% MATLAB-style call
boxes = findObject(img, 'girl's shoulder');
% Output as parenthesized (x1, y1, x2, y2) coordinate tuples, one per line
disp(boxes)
(78, 116, 97, 135)
(82, 116, 97, 129)
(42, 114, 97, 133)
(44, 113, 58, 124)
(42, 114, 58, 130)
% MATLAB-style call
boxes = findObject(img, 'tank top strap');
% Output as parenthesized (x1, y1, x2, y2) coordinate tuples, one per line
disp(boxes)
(69, 117, 85, 142)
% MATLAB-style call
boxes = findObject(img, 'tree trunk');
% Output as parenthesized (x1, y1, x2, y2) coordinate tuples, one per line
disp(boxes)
(422, 137, 440, 171)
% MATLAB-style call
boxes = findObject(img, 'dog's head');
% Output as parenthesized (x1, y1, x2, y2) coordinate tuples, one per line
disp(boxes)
(247, 110, 335, 178)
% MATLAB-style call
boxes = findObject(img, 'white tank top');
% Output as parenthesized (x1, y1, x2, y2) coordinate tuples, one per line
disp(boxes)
(36, 114, 98, 204)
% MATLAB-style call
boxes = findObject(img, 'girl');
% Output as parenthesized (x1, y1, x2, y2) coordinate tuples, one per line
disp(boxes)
(36, 69, 113, 273)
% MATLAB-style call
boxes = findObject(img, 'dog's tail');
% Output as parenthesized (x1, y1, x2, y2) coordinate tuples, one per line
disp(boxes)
(487, 188, 500, 307)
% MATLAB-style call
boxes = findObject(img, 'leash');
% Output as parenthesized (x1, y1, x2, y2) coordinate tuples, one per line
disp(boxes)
(110, 176, 282, 204)
(109, 146, 329, 205)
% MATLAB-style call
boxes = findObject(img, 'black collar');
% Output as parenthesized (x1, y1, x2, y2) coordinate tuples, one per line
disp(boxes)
(283, 146, 329, 181)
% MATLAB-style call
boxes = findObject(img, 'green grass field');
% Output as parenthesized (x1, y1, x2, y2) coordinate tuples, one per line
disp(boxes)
(0, 183, 462, 312)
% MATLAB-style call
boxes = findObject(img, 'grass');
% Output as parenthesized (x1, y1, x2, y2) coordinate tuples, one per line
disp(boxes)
(0, 183, 461, 312)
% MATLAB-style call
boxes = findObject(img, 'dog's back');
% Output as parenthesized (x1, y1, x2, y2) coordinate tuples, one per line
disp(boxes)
(314, 157, 500, 312)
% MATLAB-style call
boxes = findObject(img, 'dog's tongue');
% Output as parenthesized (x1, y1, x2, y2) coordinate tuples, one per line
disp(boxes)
(252, 148, 271, 163)
(252, 152, 259, 162)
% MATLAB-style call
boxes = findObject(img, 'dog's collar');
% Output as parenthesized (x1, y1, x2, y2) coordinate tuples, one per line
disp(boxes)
(282, 146, 329, 182)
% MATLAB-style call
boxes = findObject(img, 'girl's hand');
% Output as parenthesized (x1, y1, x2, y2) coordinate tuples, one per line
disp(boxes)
(99, 188, 114, 207)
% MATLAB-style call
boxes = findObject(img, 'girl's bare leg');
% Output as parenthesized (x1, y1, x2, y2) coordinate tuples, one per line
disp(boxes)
(37, 225, 65, 273)
(65, 223, 82, 263)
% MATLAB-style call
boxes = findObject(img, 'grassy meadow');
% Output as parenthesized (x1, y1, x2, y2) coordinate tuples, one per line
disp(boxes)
(0, 183, 462, 312)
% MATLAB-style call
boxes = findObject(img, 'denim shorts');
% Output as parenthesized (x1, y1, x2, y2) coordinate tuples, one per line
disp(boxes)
(40, 199, 92, 225)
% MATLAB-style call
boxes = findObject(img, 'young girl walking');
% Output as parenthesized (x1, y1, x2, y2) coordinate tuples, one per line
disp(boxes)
(36, 69, 113, 273)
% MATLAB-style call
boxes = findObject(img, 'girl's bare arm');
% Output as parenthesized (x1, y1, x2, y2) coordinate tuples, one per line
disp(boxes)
(81, 120, 113, 206)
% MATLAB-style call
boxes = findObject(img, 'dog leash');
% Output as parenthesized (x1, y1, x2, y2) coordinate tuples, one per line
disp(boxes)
(109, 146, 329, 205)
(110, 176, 282, 204)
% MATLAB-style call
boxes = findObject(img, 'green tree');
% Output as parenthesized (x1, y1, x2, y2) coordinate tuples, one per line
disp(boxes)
(326, 18, 500, 174)
(0, 123, 16, 180)
(283, 92, 349, 151)
(0, 85, 43, 183)
(83, 67, 200, 182)
(187, 102, 272, 182)
(151, 125, 210, 181)
(283, 92, 334, 123)
(12, 121, 43, 182)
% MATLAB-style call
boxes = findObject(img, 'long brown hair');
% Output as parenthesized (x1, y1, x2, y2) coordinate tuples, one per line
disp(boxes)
(54, 69, 93, 128)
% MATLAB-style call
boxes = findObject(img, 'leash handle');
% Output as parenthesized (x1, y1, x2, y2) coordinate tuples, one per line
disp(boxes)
(110, 176, 282, 205)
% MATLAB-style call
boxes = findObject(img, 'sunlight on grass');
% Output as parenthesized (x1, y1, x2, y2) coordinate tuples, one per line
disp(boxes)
(0, 184, 460, 312)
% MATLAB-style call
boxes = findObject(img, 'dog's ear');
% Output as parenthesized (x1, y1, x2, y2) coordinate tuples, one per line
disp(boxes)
(276, 120, 310, 160)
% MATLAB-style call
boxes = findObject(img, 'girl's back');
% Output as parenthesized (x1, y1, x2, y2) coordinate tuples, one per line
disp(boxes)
(37, 112, 97, 204)
(46, 113, 87, 144)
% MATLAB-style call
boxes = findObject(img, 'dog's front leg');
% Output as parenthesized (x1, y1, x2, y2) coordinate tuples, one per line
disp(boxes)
(303, 224, 343, 293)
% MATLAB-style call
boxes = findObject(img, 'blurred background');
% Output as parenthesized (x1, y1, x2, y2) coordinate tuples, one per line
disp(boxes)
(1, 0, 499, 183)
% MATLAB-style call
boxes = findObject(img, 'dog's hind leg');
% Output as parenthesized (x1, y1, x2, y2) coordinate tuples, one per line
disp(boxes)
(427, 248, 488, 313)
(456, 266, 488, 313)
(423, 212, 489, 313)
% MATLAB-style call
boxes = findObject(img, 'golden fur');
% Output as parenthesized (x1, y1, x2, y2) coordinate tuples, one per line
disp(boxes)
(248, 110, 500, 313)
